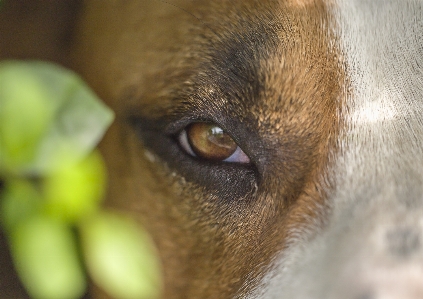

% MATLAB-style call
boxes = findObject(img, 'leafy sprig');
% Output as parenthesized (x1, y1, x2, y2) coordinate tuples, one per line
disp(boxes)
(0, 61, 162, 299)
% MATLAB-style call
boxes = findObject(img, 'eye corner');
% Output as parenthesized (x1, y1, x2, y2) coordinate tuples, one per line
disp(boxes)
(223, 146, 250, 164)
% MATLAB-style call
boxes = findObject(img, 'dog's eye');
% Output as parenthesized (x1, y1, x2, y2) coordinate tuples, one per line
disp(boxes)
(178, 122, 250, 163)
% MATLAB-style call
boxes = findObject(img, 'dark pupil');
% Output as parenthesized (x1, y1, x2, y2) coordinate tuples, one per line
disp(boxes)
(187, 123, 237, 161)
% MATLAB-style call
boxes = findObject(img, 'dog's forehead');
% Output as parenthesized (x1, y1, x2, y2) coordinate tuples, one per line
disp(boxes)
(253, 1, 423, 298)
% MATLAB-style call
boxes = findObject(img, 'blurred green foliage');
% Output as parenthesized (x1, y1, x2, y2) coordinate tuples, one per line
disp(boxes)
(0, 61, 162, 299)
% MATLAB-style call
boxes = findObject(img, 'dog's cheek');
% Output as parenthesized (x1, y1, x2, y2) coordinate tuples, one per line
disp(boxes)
(98, 120, 232, 298)
(98, 121, 189, 297)
(100, 123, 279, 298)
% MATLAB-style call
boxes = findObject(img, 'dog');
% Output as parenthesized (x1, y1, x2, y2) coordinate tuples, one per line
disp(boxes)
(1, 0, 423, 298)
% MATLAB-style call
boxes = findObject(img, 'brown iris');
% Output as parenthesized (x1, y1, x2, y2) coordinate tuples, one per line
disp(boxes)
(187, 123, 238, 161)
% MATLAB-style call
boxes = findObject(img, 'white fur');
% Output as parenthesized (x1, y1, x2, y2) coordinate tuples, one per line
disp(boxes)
(250, 1, 423, 298)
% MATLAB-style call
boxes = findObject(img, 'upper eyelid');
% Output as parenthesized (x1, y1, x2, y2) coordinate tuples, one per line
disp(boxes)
(163, 104, 233, 135)
(165, 116, 218, 135)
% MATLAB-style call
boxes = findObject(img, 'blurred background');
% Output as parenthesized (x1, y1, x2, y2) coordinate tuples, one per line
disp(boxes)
(1, 3, 83, 297)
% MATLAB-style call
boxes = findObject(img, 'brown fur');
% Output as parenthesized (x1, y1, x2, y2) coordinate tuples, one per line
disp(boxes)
(70, 1, 345, 298)
(0, 1, 345, 298)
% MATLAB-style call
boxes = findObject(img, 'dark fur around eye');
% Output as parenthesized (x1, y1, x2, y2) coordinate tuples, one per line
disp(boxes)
(129, 116, 259, 203)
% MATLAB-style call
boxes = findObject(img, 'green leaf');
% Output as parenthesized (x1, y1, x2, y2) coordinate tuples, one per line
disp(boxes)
(0, 63, 54, 173)
(0, 61, 114, 175)
(81, 213, 162, 299)
(10, 216, 87, 299)
(43, 150, 106, 223)
(0, 180, 42, 232)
